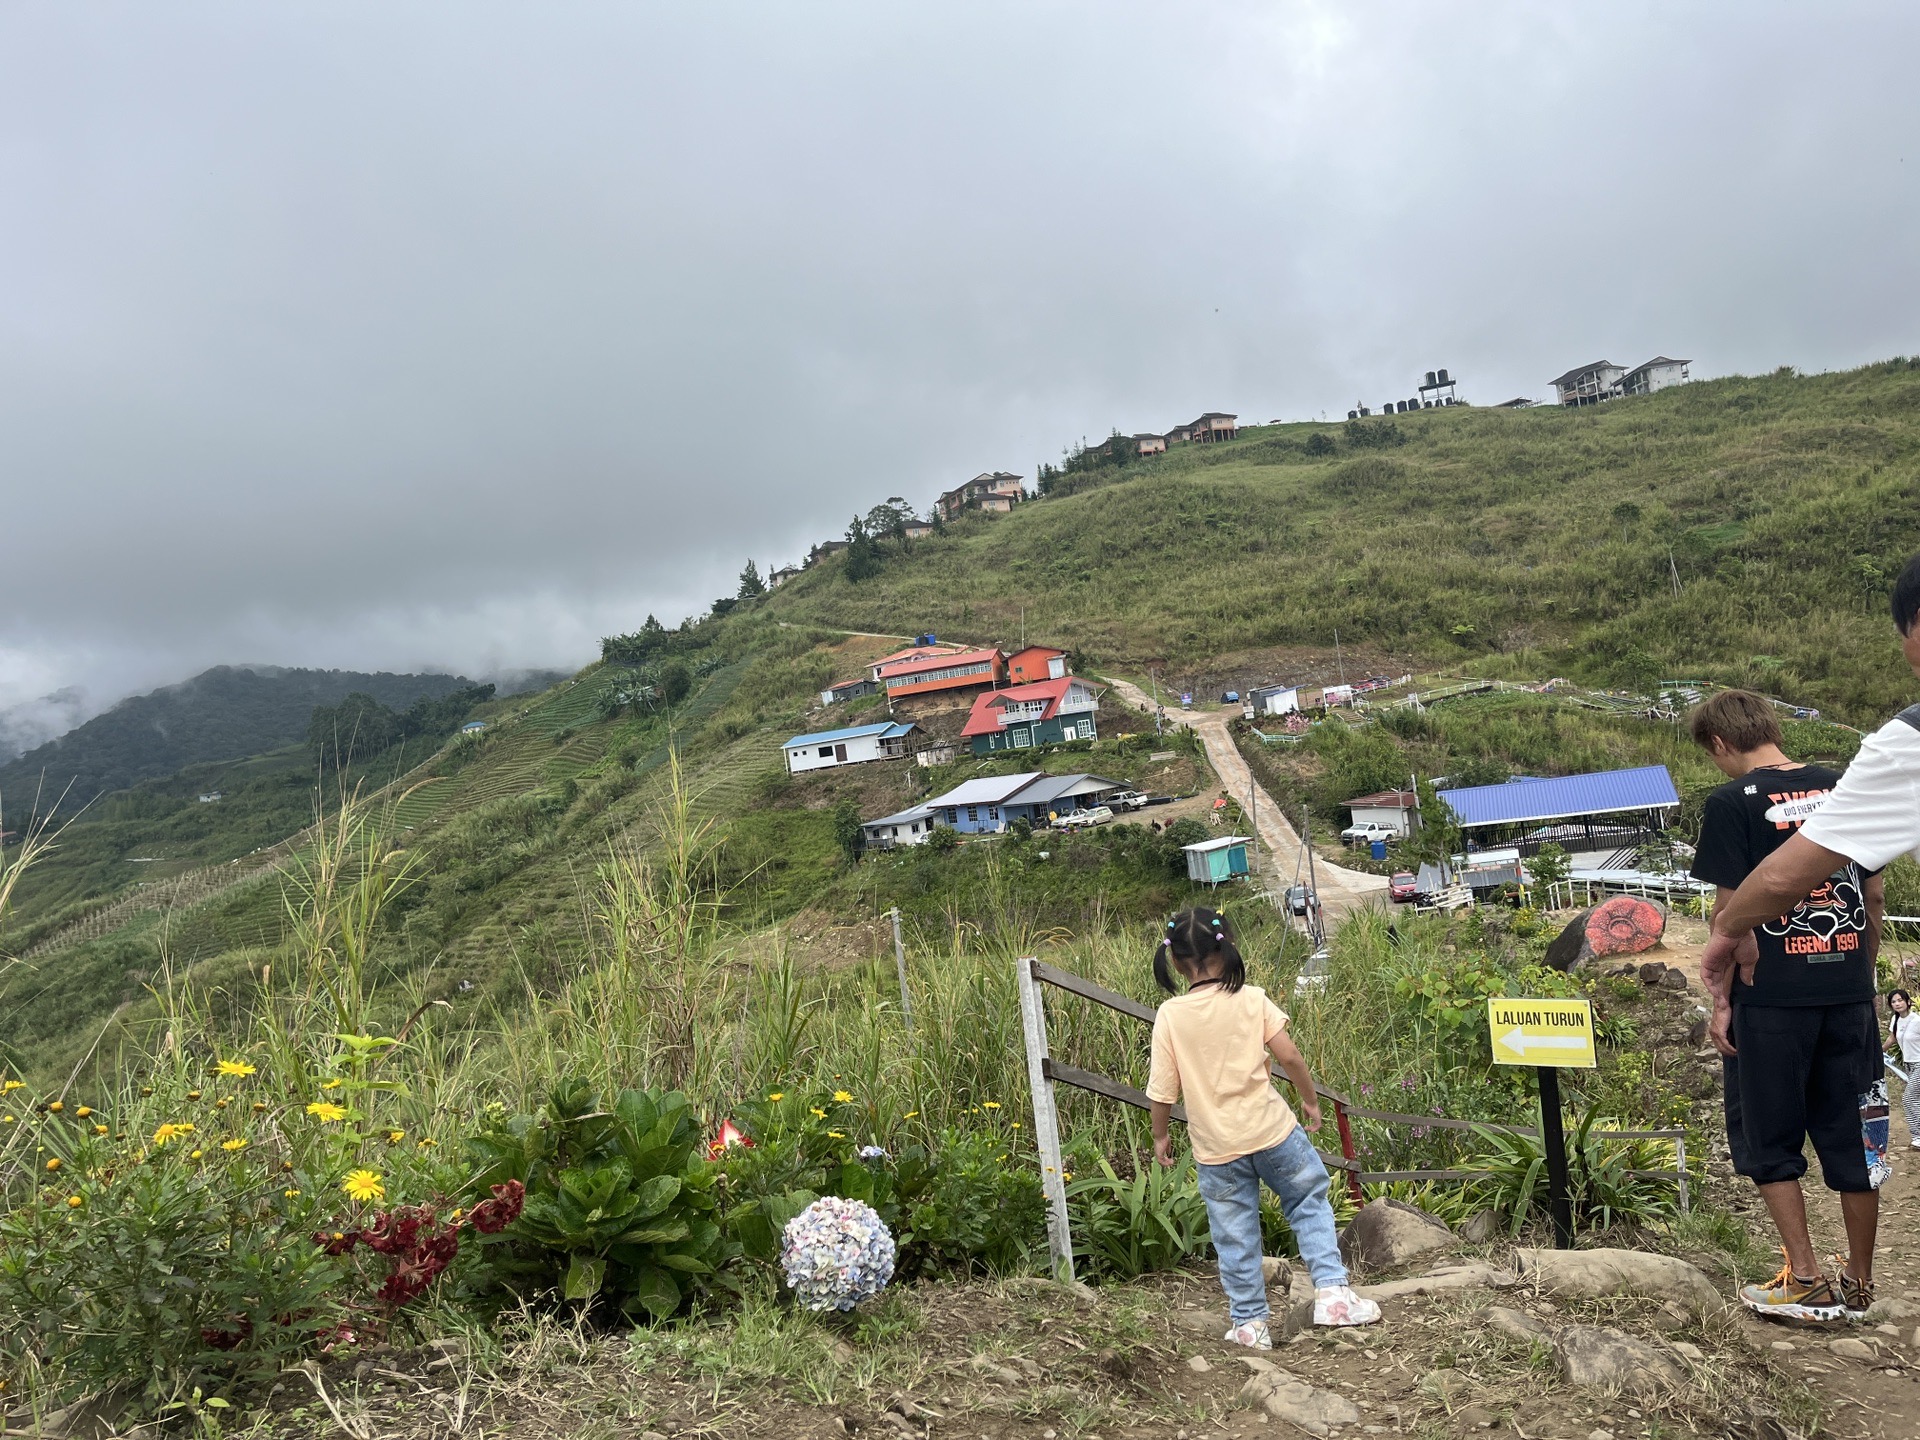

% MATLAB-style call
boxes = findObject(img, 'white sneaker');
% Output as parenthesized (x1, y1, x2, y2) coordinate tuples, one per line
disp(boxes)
(1314, 1285, 1382, 1327)
(1223, 1318, 1273, 1349)
(1909, 1139, 1920, 1150)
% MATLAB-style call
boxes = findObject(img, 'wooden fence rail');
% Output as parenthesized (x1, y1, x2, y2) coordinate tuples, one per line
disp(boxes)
(1017, 956, 1691, 1281)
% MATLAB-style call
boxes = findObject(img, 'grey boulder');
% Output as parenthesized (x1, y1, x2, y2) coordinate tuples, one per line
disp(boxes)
(1554, 1324, 1686, 1397)
(1340, 1197, 1453, 1272)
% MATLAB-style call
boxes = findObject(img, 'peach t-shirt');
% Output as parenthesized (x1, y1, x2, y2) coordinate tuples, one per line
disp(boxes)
(1144, 983, 1297, 1164)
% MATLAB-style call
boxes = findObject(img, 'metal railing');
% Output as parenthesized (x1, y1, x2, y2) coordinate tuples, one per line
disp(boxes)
(1016, 956, 1691, 1280)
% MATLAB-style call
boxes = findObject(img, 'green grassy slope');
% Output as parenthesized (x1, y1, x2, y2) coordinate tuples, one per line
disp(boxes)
(758, 360, 1920, 725)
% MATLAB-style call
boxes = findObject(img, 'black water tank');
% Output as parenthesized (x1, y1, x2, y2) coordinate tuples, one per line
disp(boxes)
(1437, 368, 1450, 385)
(1425, 371, 1437, 388)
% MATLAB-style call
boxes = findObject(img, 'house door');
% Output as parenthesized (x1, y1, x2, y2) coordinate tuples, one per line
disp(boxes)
(834, 744, 848, 762)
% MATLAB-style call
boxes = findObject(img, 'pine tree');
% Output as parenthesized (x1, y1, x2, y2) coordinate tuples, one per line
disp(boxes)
(738, 559, 766, 599)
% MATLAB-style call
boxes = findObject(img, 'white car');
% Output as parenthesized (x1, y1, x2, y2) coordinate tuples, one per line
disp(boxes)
(1340, 821, 1397, 845)
(1055, 805, 1115, 830)
(1109, 790, 1150, 811)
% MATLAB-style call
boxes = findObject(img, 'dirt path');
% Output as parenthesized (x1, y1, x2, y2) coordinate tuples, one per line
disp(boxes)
(1102, 676, 1387, 919)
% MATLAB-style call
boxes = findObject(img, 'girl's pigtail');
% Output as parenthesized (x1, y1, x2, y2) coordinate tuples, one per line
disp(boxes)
(1153, 938, 1178, 995)
(1217, 937, 1247, 994)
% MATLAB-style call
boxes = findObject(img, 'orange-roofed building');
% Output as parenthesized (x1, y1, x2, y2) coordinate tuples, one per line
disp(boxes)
(876, 645, 1007, 704)
(1007, 645, 1069, 685)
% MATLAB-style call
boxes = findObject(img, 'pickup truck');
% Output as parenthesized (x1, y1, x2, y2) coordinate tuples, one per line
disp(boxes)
(1109, 790, 1150, 811)
(1340, 821, 1397, 845)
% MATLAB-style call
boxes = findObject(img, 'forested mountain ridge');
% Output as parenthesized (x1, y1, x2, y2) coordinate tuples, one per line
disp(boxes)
(0, 665, 478, 811)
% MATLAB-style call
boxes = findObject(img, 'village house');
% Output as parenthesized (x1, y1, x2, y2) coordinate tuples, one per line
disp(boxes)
(936, 472, 1024, 522)
(768, 564, 803, 587)
(1134, 433, 1167, 456)
(873, 645, 1008, 706)
(1550, 361, 1625, 407)
(902, 520, 935, 540)
(1006, 644, 1069, 684)
(806, 540, 848, 567)
(818, 677, 879, 706)
(960, 677, 1102, 755)
(1249, 683, 1299, 717)
(860, 804, 939, 851)
(1618, 356, 1691, 397)
(1165, 424, 1192, 444)
(1343, 789, 1420, 839)
(1189, 413, 1238, 444)
(781, 720, 918, 774)
(920, 771, 1128, 835)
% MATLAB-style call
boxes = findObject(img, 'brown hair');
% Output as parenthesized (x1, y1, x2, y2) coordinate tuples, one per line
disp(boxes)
(1688, 690, 1784, 755)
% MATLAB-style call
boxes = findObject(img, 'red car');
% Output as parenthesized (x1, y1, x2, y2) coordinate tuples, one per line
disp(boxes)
(1389, 871, 1418, 903)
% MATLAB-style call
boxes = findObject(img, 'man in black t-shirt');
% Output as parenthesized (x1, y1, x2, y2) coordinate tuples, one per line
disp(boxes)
(1688, 690, 1885, 1323)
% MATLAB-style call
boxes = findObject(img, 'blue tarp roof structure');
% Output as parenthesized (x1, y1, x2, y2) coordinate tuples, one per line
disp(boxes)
(1437, 765, 1680, 829)
(783, 720, 916, 749)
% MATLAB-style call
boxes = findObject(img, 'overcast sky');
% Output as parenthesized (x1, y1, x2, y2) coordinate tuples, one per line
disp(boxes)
(3, 2, 1917, 741)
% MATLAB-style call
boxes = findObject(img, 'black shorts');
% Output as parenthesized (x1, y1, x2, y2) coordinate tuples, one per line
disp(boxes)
(1730, 1001, 1877, 1192)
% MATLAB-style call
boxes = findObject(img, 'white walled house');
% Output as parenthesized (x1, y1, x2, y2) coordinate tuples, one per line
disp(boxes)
(861, 805, 939, 850)
(1250, 685, 1299, 717)
(782, 720, 918, 774)
(1618, 357, 1691, 397)
(1551, 361, 1626, 407)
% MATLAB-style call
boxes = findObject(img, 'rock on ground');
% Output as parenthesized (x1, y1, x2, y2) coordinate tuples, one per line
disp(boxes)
(1340, 1197, 1454, 1271)
(1554, 1324, 1687, 1398)
(1475, 1304, 1552, 1343)
(1513, 1246, 1724, 1317)
(1239, 1367, 1363, 1436)
(1544, 896, 1669, 972)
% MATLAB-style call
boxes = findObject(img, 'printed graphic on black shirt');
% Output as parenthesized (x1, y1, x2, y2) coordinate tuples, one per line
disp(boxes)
(1689, 763, 1875, 1006)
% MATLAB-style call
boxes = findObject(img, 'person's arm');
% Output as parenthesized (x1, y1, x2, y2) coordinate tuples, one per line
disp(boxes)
(1152, 1100, 1176, 1167)
(1701, 831, 1852, 986)
(1866, 871, 1886, 967)
(1267, 1028, 1324, 1132)
(1703, 886, 1739, 1057)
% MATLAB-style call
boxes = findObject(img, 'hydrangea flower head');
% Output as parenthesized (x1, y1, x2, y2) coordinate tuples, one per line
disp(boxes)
(779, 1195, 896, 1312)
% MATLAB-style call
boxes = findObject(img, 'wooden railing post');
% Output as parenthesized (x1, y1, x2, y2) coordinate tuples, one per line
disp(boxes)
(1016, 956, 1075, 1282)
(1674, 1135, 1690, 1214)
(1332, 1097, 1364, 1205)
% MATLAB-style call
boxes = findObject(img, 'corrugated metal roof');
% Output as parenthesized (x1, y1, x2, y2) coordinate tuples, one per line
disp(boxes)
(1437, 765, 1680, 829)
(926, 772, 1046, 809)
(863, 805, 936, 829)
(784, 720, 916, 749)
(1182, 835, 1250, 853)
(1007, 773, 1126, 806)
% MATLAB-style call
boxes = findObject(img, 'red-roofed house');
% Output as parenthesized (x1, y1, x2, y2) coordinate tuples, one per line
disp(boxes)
(876, 645, 1008, 705)
(1006, 645, 1069, 685)
(961, 677, 1103, 755)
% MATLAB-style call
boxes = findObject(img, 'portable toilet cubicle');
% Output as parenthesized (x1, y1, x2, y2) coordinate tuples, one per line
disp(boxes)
(1183, 835, 1251, 885)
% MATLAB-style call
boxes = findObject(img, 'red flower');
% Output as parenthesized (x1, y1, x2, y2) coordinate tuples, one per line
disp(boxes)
(465, 1178, 524, 1235)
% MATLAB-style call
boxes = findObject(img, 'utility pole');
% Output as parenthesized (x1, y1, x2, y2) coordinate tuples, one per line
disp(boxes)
(1302, 805, 1325, 948)
(890, 907, 914, 1032)
(1150, 669, 1164, 737)
(1334, 629, 1349, 687)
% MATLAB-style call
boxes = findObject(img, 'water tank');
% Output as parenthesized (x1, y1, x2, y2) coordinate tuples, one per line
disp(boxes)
(1424, 371, 1437, 388)
(1394, 400, 1406, 413)
(1347, 410, 1358, 421)
(1360, 406, 1371, 417)
(1437, 368, 1450, 385)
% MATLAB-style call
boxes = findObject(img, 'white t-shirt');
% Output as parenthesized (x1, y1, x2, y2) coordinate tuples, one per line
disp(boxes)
(1893, 1011, 1920, 1066)
(1798, 710, 1920, 872)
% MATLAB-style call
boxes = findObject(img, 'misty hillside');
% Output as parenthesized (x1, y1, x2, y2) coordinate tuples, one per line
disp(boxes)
(0, 665, 478, 812)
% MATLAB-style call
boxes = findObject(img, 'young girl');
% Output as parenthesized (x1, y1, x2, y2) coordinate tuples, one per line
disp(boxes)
(1889, 990, 1920, 1149)
(1145, 907, 1380, 1348)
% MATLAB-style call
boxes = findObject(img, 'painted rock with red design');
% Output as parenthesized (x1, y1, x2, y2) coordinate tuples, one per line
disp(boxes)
(1544, 896, 1669, 972)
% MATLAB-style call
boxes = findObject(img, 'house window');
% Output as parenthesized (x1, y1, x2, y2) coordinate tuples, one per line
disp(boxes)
(967, 806, 979, 823)
(818, 746, 834, 758)
(946, 808, 958, 824)
(988, 807, 999, 821)
(1013, 727, 1033, 748)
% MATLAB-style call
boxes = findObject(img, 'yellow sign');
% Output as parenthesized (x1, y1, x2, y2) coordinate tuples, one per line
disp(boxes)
(1487, 997, 1596, 1068)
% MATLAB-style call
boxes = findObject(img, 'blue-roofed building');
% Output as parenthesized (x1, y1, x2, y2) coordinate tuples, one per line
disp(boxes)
(1436, 765, 1680, 853)
(782, 720, 919, 774)
(921, 771, 1129, 834)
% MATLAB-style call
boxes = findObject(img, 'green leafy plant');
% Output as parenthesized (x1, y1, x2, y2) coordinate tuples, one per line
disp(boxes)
(1461, 1110, 1681, 1235)
(1065, 1156, 1211, 1279)
(463, 1078, 732, 1317)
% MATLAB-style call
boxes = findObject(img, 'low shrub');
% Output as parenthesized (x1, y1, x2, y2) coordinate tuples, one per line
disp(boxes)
(1066, 1155, 1210, 1278)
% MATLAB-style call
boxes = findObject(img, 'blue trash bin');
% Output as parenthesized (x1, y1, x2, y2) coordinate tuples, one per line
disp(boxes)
(1370, 838, 1387, 861)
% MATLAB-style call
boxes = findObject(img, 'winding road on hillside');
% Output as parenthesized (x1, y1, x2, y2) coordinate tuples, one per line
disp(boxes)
(1102, 677, 1387, 919)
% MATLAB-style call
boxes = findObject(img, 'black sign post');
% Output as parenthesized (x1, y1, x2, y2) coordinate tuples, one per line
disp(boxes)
(1536, 1064, 1575, 1249)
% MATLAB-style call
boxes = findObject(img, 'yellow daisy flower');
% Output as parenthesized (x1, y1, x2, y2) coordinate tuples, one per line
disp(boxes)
(385, 1130, 405, 1145)
(1, 1079, 22, 1092)
(320, 1078, 343, 1090)
(67, 1195, 83, 1209)
(810, 1107, 827, 1119)
(832, 1090, 853, 1103)
(221, 1139, 247, 1152)
(340, 1169, 385, 1203)
(767, 1092, 785, 1102)
(305, 1102, 348, 1122)
(47, 1101, 63, 1113)
(44, 1158, 61, 1172)
(152, 1122, 194, 1146)
(827, 1130, 845, 1139)
(283, 1188, 301, 1199)
(92, 1124, 108, 1136)
(216, 1059, 257, 1078)
(74, 1106, 93, 1118)
(982, 1101, 1001, 1109)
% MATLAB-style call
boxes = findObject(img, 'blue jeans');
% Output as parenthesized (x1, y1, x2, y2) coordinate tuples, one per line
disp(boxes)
(1196, 1126, 1348, 1322)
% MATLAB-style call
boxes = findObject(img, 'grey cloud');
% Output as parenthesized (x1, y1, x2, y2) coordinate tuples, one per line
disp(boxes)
(3, 2, 1917, 719)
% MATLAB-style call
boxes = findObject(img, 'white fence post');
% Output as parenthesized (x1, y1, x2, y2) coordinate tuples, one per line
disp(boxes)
(1674, 1135, 1690, 1214)
(1016, 956, 1075, 1281)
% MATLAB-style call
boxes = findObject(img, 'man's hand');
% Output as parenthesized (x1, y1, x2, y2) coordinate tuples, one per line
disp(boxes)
(1700, 928, 1760, 991)
(1153, 1133, 1175, 1168)
(1709, 1000, 1736, 1058)
(1299, 1097, 1323, 1134)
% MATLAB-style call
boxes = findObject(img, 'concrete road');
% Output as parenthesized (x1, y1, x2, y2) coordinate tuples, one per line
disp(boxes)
(1103, 676, 1388, 921)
